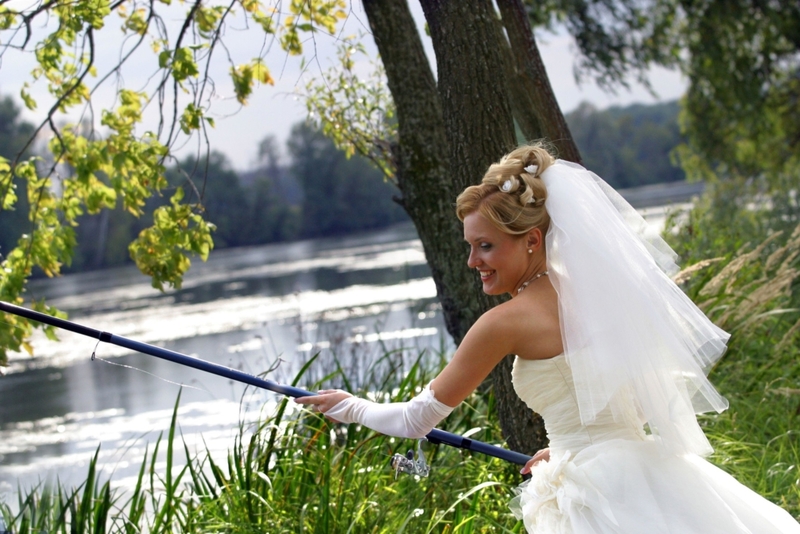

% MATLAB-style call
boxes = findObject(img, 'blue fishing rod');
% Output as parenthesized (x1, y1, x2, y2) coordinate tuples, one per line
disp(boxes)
(0, 300, 532, 475)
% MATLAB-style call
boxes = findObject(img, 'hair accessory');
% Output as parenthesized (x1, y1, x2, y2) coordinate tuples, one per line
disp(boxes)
(500, 179, 513, 192)
(524, 164, 538, 175)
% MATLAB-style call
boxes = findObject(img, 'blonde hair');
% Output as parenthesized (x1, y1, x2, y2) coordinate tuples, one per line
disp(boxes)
(456, 143, 555, 235)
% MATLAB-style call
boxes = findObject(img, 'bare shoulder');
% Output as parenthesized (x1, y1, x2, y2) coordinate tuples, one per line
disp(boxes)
(460, 303, 517, 357)
(482, 288, 562, 360)
(482, 293, 546, 327)
(431, 286, 561, 406)
(465, 298, 530, 351)
(474, 300, 517, 333)
(469, 298, 536, 340)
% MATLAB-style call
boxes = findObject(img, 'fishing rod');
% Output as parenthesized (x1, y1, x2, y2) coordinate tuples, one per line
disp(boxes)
(0, 300, 532, 475)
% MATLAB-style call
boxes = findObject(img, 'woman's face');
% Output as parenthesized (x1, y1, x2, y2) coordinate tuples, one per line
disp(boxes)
(463, 211, 530, 295)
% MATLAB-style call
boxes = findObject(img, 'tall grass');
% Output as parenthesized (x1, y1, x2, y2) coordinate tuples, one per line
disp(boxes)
(677, 223, 800, 517)
(0, 350, 524, 533)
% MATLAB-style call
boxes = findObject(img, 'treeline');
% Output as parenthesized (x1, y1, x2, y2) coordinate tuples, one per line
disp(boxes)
(565, 100, 685, 188)
(0, 95, 685, 273)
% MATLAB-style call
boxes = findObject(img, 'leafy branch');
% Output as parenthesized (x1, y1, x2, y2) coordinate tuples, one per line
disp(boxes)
(0, 0, 348, 366)
(304, 37, 397, 181)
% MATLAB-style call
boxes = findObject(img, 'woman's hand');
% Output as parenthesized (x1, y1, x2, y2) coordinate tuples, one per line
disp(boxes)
(294, 390, 352, 419)
(520, 447, 550, 475)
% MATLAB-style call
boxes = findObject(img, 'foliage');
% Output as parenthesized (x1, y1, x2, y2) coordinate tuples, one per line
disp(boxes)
(167, 152, 249, 249)
(670, 221, 800, 517)
(36, 125, 408, 273)
(0, 0, 348, 366)
(533, 0, 799, 189)
(243, 170, 302, 244)
(675, 1, 799, 180)
(0, 97, 35, 266)
(3, 291, 800, 531)
(524, 0, 682, 90)
(304, 37, 397, 180)
(183, 353, 519, 533)
(3, 122, 409, 276)
(665, 170, 800, 268)
(129, 186, 216, 291)
(565, 100, 684, 188)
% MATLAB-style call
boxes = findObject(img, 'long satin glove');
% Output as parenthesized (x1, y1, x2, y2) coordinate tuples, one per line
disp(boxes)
(324, 384, 455, 439)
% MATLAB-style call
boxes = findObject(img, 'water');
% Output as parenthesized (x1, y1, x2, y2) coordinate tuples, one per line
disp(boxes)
(0, 222, 450, 495)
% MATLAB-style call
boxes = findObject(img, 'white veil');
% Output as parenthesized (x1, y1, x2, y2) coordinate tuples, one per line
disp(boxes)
(542, 160, 729, 456)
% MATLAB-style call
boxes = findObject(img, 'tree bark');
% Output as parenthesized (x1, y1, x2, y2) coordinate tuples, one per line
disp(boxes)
(496, 0, 582, 163)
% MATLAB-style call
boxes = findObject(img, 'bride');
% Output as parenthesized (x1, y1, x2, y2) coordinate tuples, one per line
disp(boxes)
(296, 144, 800, 533)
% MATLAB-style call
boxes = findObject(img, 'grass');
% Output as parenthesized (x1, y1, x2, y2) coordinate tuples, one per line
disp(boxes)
(680, 222, 800, 518)
(701, 327, 800, 516)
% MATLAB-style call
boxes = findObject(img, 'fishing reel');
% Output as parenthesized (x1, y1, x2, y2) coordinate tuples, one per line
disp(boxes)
(390, 439, 430, 478)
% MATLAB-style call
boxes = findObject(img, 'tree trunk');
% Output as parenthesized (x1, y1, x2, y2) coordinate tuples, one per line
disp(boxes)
(363, 0, 549, 456)
(361, 0, 469, 348)
(421, 0, 546, 454)
(497, 0, 582, 163)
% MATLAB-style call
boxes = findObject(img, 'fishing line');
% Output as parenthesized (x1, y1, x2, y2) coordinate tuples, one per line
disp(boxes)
(90, 336, 212, 395)
(0, 315, 211, 395)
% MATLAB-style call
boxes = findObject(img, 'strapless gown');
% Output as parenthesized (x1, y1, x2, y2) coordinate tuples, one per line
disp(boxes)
(510, 354, 800, 533)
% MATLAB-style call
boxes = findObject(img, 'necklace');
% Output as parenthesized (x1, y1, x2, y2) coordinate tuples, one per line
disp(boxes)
(517, 270, 549, 294)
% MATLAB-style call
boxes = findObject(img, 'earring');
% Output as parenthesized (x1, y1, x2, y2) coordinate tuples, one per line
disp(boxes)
(527, 249, 533, 254)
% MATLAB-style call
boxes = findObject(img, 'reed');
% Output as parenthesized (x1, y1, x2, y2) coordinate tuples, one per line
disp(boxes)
(177, 351, 523, 533)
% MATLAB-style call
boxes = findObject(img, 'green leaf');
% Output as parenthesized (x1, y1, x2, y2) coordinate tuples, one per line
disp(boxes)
(171, 47, 199, 82)
(159, 49, 170, 69)
(251, 58, 274, 85)
(0, 158, 15, 210)
(20, 84, 37, 110)
(230, 63, 255, 104)
(180, 103, 203, 134)
(0, 6, 17, 29)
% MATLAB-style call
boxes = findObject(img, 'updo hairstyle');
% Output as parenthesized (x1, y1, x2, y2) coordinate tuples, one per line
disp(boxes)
(456, 143, 555, 236)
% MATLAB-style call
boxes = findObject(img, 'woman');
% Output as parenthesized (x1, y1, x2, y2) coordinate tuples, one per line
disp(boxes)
(296, 144, 800, 533)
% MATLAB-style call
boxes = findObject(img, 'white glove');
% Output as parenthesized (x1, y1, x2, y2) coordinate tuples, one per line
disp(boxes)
(324, 383, 455, 439)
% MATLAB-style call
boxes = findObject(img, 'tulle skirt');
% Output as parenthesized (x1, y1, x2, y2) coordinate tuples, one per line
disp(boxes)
(510, 439, 800, 534)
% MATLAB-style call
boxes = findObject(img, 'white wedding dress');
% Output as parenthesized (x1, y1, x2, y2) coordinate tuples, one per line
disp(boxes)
(510, 354, 800, 534)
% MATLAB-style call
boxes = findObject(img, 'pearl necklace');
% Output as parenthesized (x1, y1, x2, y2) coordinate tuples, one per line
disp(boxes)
(516, 270, 549, 294)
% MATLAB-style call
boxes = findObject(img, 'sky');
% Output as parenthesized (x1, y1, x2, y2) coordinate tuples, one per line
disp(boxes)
(0, 1, 687, 172)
